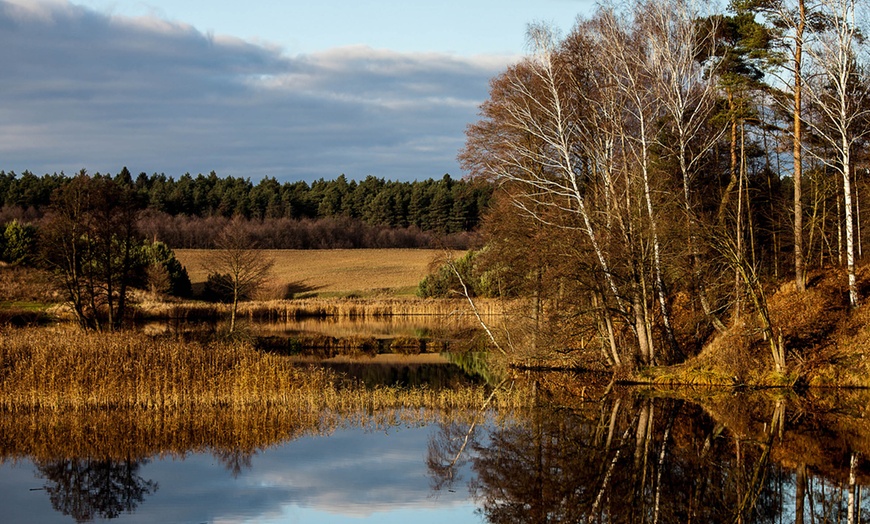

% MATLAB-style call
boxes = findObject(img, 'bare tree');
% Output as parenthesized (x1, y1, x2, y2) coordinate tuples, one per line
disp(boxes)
(802, 0, 869, 308)
(591, 5, 667, 365)
(460, 24, 629, 366)
(205, 219, 274, 332)
(41, 172, 142, 331)
(643, 0, 729, 333)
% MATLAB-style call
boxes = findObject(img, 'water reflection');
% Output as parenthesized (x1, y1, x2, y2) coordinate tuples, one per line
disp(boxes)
(35, 459, 157, 523)
(428, 387, 870, 524)
(2, 383, 870, 523)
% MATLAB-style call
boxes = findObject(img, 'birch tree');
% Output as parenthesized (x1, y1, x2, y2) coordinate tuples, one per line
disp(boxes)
(642, 0, 729, 334)
(592, 6, 670, 364)
(802, 0, 869, 308)
(461, 24, 636, 366)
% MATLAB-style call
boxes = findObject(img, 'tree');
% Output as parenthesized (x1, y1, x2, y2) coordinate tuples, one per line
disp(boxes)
(802, 0, 869, 307)
(205, 219, 274, 333)
(141, 240, 191, 297)
(648, 3, 730, 333)
(40, 172, 143, 331)
(741, 0, 814, 291)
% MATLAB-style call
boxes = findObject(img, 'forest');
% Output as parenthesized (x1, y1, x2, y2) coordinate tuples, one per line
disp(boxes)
(440, 0, 870, 380)
(0, 170, 492, 248)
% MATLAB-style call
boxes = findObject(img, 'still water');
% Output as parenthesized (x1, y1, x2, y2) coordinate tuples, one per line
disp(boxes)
(2, 386, 870, 524)
(0, 423, 478, 524)
(2, 317, 869, 523)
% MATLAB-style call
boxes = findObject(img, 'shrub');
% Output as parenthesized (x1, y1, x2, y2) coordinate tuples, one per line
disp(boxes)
(141, 240, 192, 297)
(2, 220, 38, 266)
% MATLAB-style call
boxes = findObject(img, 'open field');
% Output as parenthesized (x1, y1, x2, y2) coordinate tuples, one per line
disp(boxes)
(175, 248, 451, 298)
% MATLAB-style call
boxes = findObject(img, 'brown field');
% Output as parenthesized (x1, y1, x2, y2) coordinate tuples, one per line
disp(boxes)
(175, 248, 452, 298)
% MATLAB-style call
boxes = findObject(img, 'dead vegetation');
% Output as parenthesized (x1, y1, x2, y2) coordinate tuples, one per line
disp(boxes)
(650, 264, 870, 387)
(0, 326, 530, 412)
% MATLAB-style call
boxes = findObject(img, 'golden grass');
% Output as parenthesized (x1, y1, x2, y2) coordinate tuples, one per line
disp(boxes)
(175, 248, 455, 297)
(0, 326, 528, 413)
(134, 297, 507, 325)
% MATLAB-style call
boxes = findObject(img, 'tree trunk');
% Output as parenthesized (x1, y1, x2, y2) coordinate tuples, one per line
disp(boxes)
(843, 145, 858, 307)
(794, 0, 806, 291)
(633, 288, 652, 366)
(230, 290, 239, 333)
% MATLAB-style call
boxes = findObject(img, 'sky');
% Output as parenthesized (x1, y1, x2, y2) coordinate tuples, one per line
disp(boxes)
(0, 0, 595, 183)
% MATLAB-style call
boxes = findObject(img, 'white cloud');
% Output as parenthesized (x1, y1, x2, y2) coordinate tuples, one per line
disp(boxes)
(0, 0, 512, 181)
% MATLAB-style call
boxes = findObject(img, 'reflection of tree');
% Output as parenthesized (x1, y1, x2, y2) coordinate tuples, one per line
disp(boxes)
(35, 458, 158, 522)
(428, 395, 862, 523)
(213, 448, 255, 478)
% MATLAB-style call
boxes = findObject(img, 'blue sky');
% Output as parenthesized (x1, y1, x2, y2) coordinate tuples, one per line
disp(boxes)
(0, 0, 594, 182)
(73, 0, 590, 55)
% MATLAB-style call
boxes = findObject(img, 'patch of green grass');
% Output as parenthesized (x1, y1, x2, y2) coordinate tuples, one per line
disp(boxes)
(0, 301, 51, 311)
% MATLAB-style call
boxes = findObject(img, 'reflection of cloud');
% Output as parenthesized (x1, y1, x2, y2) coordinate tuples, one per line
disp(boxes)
(0, 0, 510, 181)
(241, 427, 471, 517)
(0, 424, 477, 523)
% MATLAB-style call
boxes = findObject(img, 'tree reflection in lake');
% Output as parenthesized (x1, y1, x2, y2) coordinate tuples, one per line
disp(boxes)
(3, 382, 870, 523)
(429, 389, 870, 524)
(35, 458, 157, 522)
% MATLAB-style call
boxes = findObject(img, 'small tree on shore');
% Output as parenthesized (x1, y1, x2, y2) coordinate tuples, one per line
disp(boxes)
(205, 220, 274, 333)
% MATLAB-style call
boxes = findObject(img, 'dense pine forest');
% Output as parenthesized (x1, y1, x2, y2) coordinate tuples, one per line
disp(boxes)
(0, 169, 492, 248)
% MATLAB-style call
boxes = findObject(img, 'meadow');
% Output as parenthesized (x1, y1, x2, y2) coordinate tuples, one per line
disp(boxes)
(175, 248, 452, 298)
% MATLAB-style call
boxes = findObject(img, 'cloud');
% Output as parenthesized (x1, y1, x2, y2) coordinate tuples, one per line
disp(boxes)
(0, 0, 511, 181)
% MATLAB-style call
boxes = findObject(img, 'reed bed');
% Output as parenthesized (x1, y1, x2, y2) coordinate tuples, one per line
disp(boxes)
(0, 327, 529, 413)
(135, 297, 508, 322)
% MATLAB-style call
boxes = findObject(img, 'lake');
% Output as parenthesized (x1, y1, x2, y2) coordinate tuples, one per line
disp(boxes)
(1, 382, 868, 523)
(2, 318, 869, 522)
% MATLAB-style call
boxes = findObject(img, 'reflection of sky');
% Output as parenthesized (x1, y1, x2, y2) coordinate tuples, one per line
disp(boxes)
(0, 424, 481, 524)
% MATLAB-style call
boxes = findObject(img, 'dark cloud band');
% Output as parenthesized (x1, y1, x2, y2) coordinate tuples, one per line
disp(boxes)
(0, 0, 510, 181)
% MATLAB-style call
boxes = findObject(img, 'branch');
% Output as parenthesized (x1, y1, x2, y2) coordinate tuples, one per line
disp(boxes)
(447, 256, 507, 355)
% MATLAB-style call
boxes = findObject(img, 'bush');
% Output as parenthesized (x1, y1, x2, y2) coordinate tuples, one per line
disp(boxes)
(417, 250, 481, 298)
(2, 220, 38, 266)
(141, 241, 192, 298)
(203, 272, 234, 303)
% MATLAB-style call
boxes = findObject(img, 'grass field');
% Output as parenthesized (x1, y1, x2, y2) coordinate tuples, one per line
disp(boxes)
(175, 248, 452, 298)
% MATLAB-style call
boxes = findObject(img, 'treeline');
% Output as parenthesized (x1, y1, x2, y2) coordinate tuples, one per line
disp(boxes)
(138, 212, 477, 250)
(0, 169, 492, 239)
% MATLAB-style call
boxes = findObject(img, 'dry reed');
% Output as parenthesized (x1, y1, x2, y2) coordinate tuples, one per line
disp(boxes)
(135, 297, 507, 321)
(0, 327, 529, 413)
